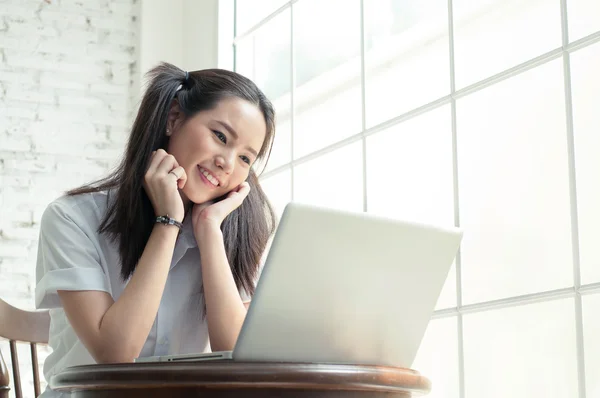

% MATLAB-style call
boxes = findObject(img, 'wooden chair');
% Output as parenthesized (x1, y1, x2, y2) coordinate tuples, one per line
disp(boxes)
(0, 298, 50, 398)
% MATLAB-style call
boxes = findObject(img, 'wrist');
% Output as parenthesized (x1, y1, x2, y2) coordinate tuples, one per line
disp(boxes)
(155, 215, 183, 229)
(195, 221, 223, 241)
(152, 223, 180, 241)
(197, 220, 222, 233)
(155, 212, 184, 223)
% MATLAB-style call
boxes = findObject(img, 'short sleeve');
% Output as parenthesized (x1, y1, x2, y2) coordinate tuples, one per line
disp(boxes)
(35, 199, 111, 310)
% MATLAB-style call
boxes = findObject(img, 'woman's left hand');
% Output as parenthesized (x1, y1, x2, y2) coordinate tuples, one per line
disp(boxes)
(192, 182, 251, 238)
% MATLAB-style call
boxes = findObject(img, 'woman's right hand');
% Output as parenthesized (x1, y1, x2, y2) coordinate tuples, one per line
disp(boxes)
(143, 149, 188, 222)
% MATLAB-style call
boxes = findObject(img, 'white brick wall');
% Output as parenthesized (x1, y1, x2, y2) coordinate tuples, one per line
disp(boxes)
(0, 1, 140, 396)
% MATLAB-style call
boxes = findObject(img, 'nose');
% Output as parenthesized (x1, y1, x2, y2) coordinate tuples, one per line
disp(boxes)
(214, 151, 234, 174)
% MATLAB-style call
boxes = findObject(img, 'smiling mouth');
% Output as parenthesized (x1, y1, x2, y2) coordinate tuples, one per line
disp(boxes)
(198, 166, 220, 187)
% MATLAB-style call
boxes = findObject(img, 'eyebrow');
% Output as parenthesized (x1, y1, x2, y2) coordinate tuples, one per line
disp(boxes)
(215, 120, 259, 158)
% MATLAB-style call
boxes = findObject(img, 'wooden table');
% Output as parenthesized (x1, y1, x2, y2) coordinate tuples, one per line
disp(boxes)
(50, 361, 431, 397)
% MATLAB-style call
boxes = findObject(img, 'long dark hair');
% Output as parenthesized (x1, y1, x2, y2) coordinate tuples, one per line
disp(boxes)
(68, 62, 277, 299)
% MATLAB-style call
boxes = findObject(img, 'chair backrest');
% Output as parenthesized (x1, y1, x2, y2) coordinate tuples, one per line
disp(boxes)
(0, 298, 50, 398)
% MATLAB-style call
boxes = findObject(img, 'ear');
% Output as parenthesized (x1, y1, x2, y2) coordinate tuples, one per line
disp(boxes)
(166, 100, 183, 136)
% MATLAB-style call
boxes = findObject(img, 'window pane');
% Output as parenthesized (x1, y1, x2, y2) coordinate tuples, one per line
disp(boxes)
(293, 0, 360, 89)
(457, 59, 573, 304)
(567, 0, 600, 42)
(366, 106, 454, 227)
(412, 317, 459, 398)
(366, 105, 455, 309)
(292, 0, 362, 158)
(463, 299, 579, 398)
(583, 293, 600, 398)
(260, 169, 292, 220)
(364, 0, 450, 127)
(233, 35, 255, 79)
(571, 42, 600, 285)
(234, 8, 290, 101)
(453, 0, 562, 88)
(293, 85, 362, 158)
(235, 0, 288, 37)
(293, 142, 363, 212)
(235, 9, 291, 170)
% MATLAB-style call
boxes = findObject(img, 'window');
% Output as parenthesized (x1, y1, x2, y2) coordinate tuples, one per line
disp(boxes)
(228, 1, 600, 397)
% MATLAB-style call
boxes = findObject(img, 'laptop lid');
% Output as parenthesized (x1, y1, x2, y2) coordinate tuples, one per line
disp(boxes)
(233, 202, 463, 367)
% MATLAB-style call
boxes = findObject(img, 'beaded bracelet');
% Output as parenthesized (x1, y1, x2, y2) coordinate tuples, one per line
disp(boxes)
(155, 215, 183, 230)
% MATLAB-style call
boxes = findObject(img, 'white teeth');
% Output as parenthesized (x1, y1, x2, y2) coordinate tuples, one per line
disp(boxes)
(201, 168, 218, 186)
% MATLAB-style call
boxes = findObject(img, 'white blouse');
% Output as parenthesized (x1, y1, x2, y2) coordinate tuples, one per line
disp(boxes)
(35, 190, 251, 397)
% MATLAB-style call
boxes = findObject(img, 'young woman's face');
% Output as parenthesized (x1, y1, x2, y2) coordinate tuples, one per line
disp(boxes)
(166, 97, 267, 205)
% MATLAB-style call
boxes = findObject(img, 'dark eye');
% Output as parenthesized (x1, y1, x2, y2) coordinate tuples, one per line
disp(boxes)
(240, 155, 251, 165)
(213, 130, 226, 143)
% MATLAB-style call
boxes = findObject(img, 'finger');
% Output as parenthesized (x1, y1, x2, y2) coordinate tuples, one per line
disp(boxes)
(239, 181, 250, 192)
(169, 166, 187, 189)
(225, 186, 251, 208)
(177, 167, 188, 189)
(213, 190, 249, 219)
(229, 182, 250, 197)
(167, 166, 183, 179)
(156, 153, 179, 176)
(146, 149, 166, 175)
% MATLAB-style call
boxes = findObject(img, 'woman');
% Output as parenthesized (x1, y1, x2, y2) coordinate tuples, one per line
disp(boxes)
(35, 62, 276, 396)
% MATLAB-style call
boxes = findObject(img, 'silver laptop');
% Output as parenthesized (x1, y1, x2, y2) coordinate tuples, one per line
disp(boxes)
(136, 202, 463, 367)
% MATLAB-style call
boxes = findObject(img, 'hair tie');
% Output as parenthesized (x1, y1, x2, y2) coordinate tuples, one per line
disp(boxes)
(184, 71, 189, 83)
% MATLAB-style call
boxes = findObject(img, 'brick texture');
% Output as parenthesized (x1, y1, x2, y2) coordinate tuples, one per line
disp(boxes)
(0, 1, 140, 396)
